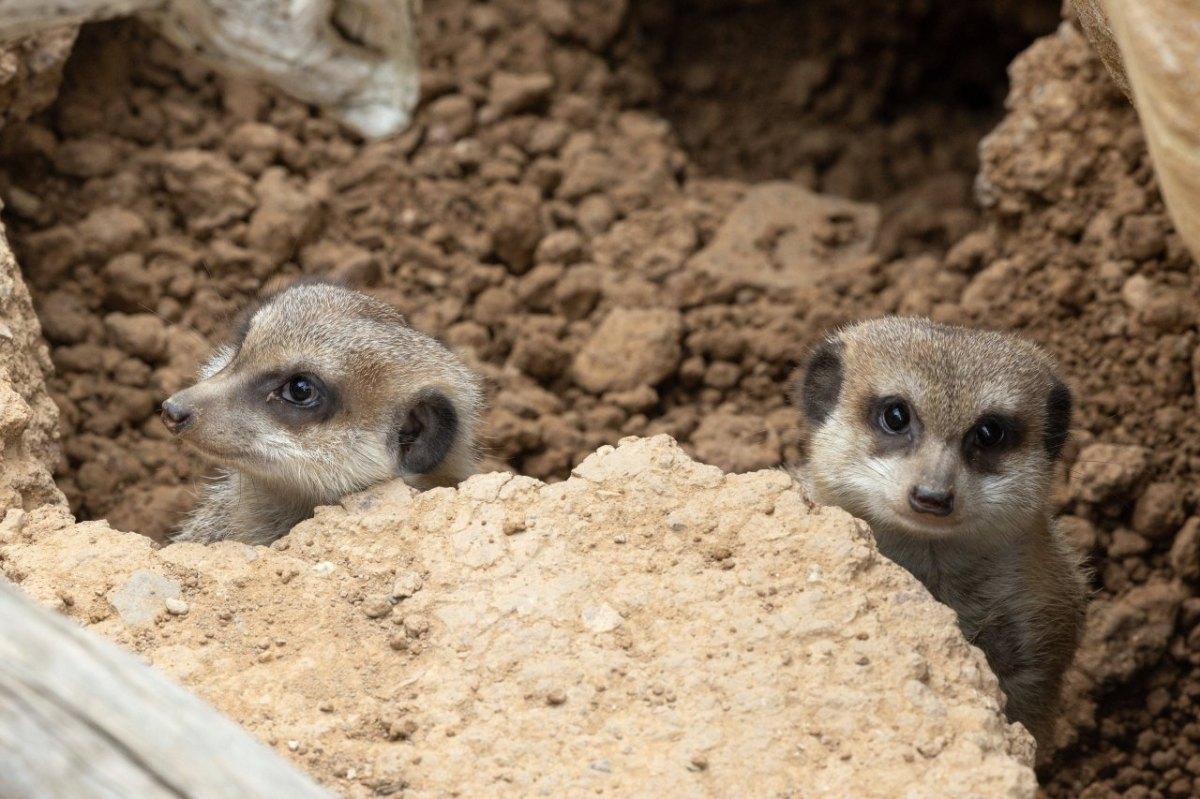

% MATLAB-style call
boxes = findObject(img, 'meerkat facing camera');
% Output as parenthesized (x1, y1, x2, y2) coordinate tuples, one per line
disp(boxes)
(789, 316, 1087, 747)
(161, 281, 484, 546)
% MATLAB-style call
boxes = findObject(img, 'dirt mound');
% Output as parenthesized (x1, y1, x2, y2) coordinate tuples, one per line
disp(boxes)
(1, 436, 1037, 797)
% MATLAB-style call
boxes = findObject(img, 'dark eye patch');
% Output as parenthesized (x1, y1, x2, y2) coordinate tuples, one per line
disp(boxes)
(962, 413, 1023, 471)
(280, 374, 322, 407)
(243, 368, 340, 427)
(866, 395, 920, 455)
(973, 416, 1007, 448)
(877, 398, 912, 434)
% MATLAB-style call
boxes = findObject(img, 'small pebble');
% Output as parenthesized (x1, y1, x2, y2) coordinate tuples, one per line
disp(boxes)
(387, 719, 418, 740)
(164, 598, 189, 616)
(403, 615, 430, 637)
(0, 508, 27, 543)
(391, 571, 423, 599)
(362, 598, 393, 619)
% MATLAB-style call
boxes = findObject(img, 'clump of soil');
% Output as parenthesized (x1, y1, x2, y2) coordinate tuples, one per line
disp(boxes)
(1, 0, 1197, 794)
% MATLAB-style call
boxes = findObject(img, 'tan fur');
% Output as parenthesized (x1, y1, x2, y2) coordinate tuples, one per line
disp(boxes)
(163, 282, 484, 546)
(790, 317, 1087, 748)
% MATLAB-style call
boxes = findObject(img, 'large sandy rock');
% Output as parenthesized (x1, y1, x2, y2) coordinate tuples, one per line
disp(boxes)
(2, 436, 1036, 797)
(0, 219, 63, 512)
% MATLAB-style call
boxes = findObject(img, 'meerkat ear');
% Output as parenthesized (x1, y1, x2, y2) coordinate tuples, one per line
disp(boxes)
(396, 389, 459, 475)
(1044, 380, 1072, 461)
(789, 337, 845, 426)
(198, 344, 236, 379)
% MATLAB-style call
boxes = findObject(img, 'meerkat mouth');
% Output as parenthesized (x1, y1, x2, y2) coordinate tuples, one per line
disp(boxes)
(884, 507, 963, 539)
(178, 439, 262, 468)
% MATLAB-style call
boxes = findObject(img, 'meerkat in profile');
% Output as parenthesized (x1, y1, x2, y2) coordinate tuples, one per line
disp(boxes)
(160, 281, 484, 546)
(789, 316, 1087, 747)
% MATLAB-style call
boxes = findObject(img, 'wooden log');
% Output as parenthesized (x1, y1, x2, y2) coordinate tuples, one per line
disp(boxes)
(1070, 0, 1200, 263)
(0, 0, 420, 137)
(0, 577, 332, 799)
(0, 0, 148, 39)
(1103, 0, 1200, 265)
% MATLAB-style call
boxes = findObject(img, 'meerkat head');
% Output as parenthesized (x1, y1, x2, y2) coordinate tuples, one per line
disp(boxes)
(160, 281, 484, 504)
(790, 317, 1071, 543)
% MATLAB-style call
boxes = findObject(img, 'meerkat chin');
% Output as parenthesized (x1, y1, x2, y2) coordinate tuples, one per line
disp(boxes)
(789, 316, 1087, 749)
(161, 280, 484, 547)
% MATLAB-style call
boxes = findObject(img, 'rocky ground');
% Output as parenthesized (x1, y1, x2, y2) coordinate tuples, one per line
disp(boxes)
(0, 0, 1197, 795)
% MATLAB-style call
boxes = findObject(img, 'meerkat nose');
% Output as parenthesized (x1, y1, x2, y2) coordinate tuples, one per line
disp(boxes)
(908, 485, 954, 517)
(161, 399, 194, 435)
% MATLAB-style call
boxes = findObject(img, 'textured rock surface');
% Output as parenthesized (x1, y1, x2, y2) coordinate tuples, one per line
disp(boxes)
(0, 27, 73, 514)
(0, 219, 63, 511)
(0, 26, 77, 130)
(1, 436, 1037, 797)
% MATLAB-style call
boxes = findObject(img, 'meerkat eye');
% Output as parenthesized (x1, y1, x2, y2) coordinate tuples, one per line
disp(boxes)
(878, 399, 911, 434)
(974, 418, 1006, 448)
(280, 374, 321, 408)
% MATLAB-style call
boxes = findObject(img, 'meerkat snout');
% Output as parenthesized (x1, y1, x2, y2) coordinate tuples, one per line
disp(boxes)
(164, 280, 484, 547)
(160, 398, 194, 434)
(909, 484, 952, 516)
(788, 316, 1086, 748)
